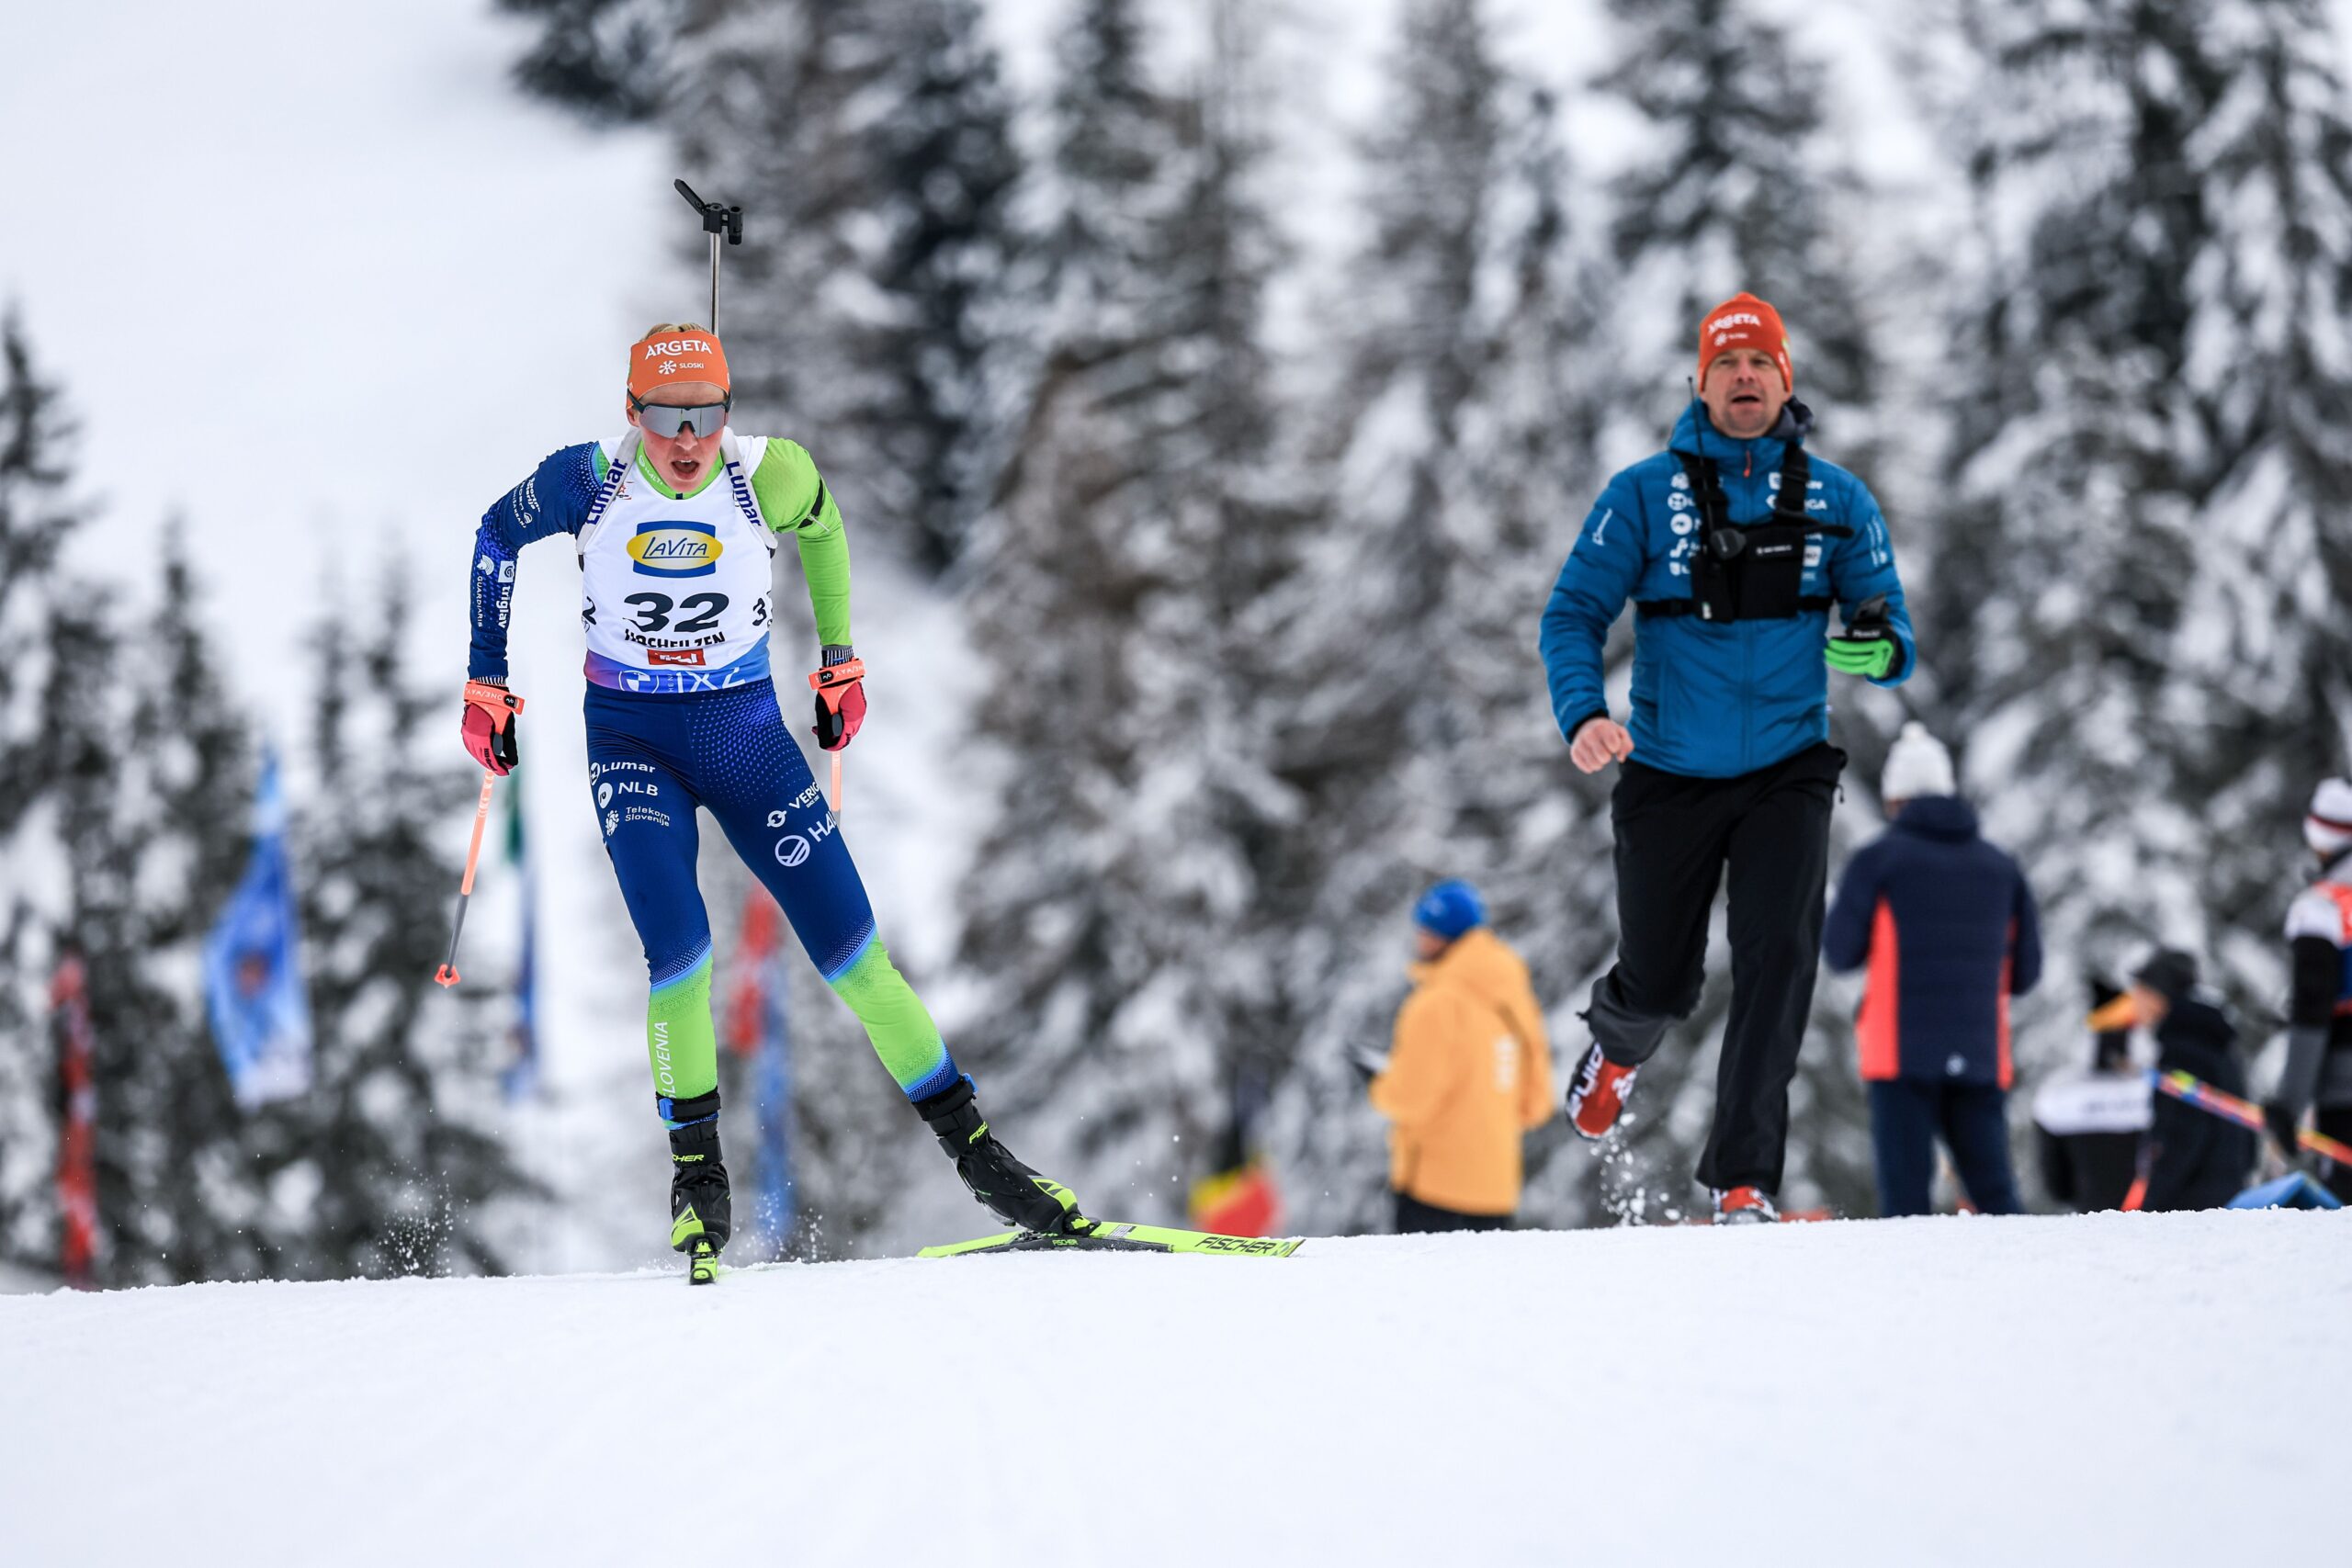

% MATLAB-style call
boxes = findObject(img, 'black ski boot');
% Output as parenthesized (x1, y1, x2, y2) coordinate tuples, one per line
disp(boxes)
(665, 1092, 730, 1284)
(915, 1076, 1088, 1235)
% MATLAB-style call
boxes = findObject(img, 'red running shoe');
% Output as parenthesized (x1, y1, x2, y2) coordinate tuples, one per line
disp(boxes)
(1713, 1186, 1780, 1224)
(1566, 1042, 1638, 1140)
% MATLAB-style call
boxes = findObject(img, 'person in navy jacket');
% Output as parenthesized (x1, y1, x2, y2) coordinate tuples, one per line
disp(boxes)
(1823, 724, 2041, 1217)
(1542, 292, 1917, 1223)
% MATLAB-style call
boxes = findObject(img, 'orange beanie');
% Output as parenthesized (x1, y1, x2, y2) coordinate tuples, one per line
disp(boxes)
(628, 330, 730, 401)
(1697, 292, 1792, 389)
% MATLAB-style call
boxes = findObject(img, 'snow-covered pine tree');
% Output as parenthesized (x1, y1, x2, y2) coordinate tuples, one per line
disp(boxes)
(2163, 1, 2352, 968)
(662, 0, 1024, 570)
(0, 310, 74, 1271)
(0, 325, 265, 1284)
(82, 534, 277, 1284)
(852, 0, 1025, 573)
(34, 574, 208, 1283)
(495, 0, 691, 124)
(288, 578, 537, 1277)
(951, 0, 1302, 1217)
(1933, 0, 2352, 1073)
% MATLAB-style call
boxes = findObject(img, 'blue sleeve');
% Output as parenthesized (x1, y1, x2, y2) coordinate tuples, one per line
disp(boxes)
(467, 442, 602, 682)
(1539, 468, 1646, 742)
(2009, 861, 2044, 996)
(1828, 473, 1916, 689)
(1820, 841, 1882, 974)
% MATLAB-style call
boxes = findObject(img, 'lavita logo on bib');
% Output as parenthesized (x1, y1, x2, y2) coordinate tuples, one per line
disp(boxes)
(627, 520, 723, 578)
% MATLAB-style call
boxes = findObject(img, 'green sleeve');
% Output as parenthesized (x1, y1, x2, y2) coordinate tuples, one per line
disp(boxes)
(748, 438, 851, 649)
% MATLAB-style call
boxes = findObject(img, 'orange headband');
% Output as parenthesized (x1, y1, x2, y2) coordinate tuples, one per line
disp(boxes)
(628, 331, 730, 401)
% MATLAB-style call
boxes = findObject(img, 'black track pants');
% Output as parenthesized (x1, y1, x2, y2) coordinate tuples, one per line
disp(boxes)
(1394, 1191, 1510, 1234)
(1583, 742, 1845, 1194)
(2319, 1108, 2352, 1203)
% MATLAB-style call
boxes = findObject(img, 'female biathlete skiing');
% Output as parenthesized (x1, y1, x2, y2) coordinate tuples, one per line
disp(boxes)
(459, 324, 1084, 1276)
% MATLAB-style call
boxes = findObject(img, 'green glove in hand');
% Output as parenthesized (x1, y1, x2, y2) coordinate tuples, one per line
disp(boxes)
(1825, 637, 1897, 679)
(1826, 593, 1901, 680)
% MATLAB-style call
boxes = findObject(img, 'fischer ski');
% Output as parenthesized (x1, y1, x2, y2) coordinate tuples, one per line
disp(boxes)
(918, 1222, 1306, 1259)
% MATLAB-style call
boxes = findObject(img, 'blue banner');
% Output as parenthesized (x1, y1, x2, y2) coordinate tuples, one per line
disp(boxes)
(752, 953, 795, 1254)
(202, 752, 313, 1109)
(726, 890, 796, 1256)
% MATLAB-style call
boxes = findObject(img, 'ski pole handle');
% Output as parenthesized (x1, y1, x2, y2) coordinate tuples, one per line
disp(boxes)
(435, 770, 499, 987)
(674, 179, 743, 331)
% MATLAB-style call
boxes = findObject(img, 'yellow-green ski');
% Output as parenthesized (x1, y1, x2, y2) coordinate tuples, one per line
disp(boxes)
(918, 1222, 1305, 1259)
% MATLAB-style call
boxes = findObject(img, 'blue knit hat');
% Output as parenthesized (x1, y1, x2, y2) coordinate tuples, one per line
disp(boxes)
(1412, 879, 1487, 941)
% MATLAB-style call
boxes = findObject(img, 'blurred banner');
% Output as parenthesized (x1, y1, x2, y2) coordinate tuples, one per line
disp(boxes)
(1189, 1075, 1283, 1237)
(725, 888, 795, 1256)
(503, 780, 540, 1101)
(49, 953, 97, 1289)
(202, 751, 313, 1110)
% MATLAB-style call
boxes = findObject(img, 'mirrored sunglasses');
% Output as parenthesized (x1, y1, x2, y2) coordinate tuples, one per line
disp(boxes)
(633, 398, 729, 439)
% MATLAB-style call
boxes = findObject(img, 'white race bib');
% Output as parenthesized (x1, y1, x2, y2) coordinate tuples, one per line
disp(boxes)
(578, 433, 777, 693)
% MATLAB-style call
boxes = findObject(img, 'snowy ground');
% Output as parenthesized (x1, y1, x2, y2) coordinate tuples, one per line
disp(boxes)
(4, 1210, 2344, 1566)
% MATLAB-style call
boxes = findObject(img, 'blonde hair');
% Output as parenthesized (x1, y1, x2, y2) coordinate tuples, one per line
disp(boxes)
(641, 321, 711, 338)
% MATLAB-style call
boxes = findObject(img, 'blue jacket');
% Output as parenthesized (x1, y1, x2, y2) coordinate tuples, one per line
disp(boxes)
(1822, 796, 2043, 1086)
(1538, 402, 1915, 778)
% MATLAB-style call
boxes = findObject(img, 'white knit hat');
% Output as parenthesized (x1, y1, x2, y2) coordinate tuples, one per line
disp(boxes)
(1882, 721, 1956, 803)
(2307, 777, 2352, 859)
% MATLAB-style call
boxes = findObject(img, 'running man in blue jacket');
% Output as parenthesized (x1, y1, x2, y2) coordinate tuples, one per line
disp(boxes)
(459, 323, 1086, 1274)
(1541, 292, 1916, 1223)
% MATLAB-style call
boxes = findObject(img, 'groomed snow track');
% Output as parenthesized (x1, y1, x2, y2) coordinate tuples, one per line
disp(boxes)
(5, 1210, 2344, 1566)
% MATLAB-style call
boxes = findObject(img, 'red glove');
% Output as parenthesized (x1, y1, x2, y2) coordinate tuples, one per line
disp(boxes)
(461, 680, 526, 774)
(808, 657, 866, 751)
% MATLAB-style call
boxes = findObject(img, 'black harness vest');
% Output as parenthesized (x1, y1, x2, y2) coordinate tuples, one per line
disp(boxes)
(1636, 442, 1854, 624)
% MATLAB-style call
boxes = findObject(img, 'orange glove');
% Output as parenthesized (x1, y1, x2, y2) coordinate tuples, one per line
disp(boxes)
(460, 680, 526, 774)
(808, 656, 866, 752)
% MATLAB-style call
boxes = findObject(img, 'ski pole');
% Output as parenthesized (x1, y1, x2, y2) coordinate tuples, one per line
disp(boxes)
(434, 771, 499, 988)
(673, 178, 742, 330)
(808, 659, 865, 816)
(2149, 1067, 2352, 1166)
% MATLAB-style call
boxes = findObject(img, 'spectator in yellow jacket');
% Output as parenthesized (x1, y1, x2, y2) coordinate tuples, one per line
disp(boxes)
(1360, 881, 1555, 1232)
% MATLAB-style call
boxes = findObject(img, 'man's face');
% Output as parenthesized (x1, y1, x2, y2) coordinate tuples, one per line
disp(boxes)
(1413, 929, 1450, 962)
(628, 379, 728, 491)
(1700, 347, 1787, 439)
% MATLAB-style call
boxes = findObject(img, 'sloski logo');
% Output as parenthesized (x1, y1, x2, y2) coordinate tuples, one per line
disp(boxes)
(627, 521, 722, 578)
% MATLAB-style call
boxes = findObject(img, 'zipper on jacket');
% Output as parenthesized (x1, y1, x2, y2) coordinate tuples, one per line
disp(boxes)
(1741, 455, 1757, 769)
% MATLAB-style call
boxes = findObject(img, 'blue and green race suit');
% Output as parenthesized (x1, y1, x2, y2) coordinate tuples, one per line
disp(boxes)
(468, 434, 960, 1127)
